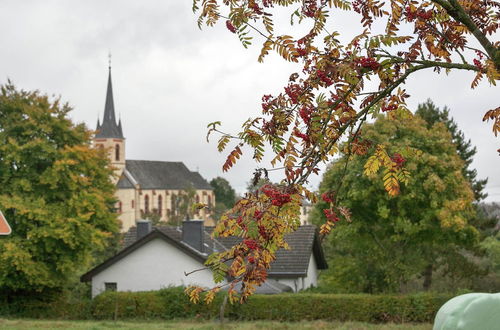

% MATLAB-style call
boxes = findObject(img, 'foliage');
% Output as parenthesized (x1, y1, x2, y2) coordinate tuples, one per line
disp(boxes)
(92, 289, 451, 323)
(416, 99, 488, 201)
(192, 0, 500, 302)
(312, 114, 479, 293)
(0, 82, 118, 294)
(210, 176, 237, 219)
(169, 185, 198, 225)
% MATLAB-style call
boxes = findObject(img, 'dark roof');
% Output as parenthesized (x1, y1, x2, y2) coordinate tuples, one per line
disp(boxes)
(95, 67, 124, 139)
(228, 279, 293, 294)
(206, 225, 328, 276)
(82, 224, 327, 282)
(116, 160, 212, 190)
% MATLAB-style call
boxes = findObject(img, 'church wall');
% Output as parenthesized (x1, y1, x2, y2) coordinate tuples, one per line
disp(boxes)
(116, 188, 136, 232)
(117, 188, 216, 232)
(94, 138, 126, 182)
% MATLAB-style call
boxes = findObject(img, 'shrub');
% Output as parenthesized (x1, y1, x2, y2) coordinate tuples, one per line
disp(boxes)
(90, 289, 451, 323)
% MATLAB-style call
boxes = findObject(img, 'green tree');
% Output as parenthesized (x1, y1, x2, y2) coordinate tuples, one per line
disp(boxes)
(416, 100, 488, 202)
(0, 83, 118, 295)
(313, 113, 479, 293)
(209, 177, 236, 219)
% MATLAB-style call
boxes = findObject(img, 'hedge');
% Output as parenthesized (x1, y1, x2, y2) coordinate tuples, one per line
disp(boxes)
(90, 289, 451, 323)
(0, 288, 452, 323)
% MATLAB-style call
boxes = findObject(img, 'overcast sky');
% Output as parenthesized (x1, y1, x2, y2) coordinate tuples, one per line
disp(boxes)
(0, 0, 499, 202)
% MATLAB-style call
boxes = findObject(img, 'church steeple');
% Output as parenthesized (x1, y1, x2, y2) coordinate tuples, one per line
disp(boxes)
(95, 63, 124, 139)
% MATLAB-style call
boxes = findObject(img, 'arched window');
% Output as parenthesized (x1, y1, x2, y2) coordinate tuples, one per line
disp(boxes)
(131, 200, 135, 209)
(158, 195, 162, 216)
(171, 194, 177, 215)
(115, 144, 120, 161)
(144, 195, 149, 214)
(195, 195, 200, 216)
(117, 201, 122, 214)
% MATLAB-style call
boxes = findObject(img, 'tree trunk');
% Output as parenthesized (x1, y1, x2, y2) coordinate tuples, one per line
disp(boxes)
(219, 293, 229, 325)
(422, 264, 433, 291)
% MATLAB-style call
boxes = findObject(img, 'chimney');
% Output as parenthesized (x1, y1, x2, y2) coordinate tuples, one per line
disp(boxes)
(136, 219, 152, 240)
(182, 219, 204, 252)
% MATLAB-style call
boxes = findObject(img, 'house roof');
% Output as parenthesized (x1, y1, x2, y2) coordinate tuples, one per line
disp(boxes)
(116, 160, 213, 190)
(81, 224, 327, 283)
(95, 67, 124, 139)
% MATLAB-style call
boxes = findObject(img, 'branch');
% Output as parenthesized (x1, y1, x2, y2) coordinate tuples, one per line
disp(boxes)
(433, 0, 499, 68)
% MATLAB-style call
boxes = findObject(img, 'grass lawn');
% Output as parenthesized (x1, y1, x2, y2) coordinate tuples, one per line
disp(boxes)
(0, 319, 433, 329)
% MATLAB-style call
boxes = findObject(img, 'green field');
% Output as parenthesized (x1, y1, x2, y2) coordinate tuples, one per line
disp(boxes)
(0, 319, 432, 329)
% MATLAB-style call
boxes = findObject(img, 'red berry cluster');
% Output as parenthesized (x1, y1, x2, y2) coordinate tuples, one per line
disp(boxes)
(258, 225, 269, 240)
(284, 83, 302, 104)
(226, 20, 236, 33)
(321, 192, 334, 203)
(356, 57, 380, 70)
(294, 128, 310, 143)
(323, 209, 340, 222)
(261, 94, 274, 112)
(297, 47, 308, 57)
(382, 104, 398, 112)
(391, 153, 406, 168)
(244, 239, 258, 250)
(262, 185, 292, 207)
(405, 7, 433, 21)
(302, 0, 317, 17)
(254, 209, 263, 220)
(316, 69, 333, 86)
(473, 59, 483, 70)
(299, 106, 312, 124)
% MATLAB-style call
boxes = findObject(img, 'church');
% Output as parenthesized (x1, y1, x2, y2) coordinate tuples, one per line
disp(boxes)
(93, 66, 215, 232)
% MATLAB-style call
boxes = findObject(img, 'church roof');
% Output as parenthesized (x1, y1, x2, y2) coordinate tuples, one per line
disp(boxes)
(116, 160, 212, 190)
(95, 67, 124, 139)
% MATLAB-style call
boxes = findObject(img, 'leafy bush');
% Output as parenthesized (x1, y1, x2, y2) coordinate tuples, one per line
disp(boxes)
(90, 289, 451, 323)
(0, 287, 452, 323)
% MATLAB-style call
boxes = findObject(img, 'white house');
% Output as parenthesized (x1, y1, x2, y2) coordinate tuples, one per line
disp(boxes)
(81, 220, 327, 297)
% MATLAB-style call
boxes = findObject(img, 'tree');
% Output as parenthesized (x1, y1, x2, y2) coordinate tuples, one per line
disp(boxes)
(169, 184, 198, 226)
(188, 0, 500, 303)
(312, 113, 479, 292)
(210, 177, 237, 219)
(0, 83, 118, 295)
(416, 99, 488, 201)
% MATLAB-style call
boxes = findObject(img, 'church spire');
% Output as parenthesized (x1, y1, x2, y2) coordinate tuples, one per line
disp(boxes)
(95, 58, 124, 139)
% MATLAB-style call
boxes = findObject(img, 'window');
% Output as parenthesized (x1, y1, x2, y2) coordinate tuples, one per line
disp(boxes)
(104, 282, 117, 292)
(208, 195, 212, 208)
(131, 200, 135, 209)
(118, 201, 122, 214)
(158, 195, 162, 216)
(171, 194, 177, 215)
(115, 144, 120, 161)
(144, 195, 149, 213)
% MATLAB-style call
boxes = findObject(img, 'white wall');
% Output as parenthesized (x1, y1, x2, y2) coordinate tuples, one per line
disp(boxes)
(91, 237, 221, 297)
(272, 254, 319, 292)
(304, 254, 318, 288)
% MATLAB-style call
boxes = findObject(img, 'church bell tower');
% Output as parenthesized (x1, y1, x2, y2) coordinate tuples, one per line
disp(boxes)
(94, 62, 125, 182)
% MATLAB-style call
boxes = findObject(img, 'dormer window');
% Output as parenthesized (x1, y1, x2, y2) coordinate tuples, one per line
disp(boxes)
(115, 144, 120, 161)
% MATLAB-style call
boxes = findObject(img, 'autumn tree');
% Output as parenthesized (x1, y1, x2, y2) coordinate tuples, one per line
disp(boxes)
(416, 99, 488, 201)
(0, 83, 118, 295)
(188, 0, 500, 303)
(312, 113, 479, 292)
